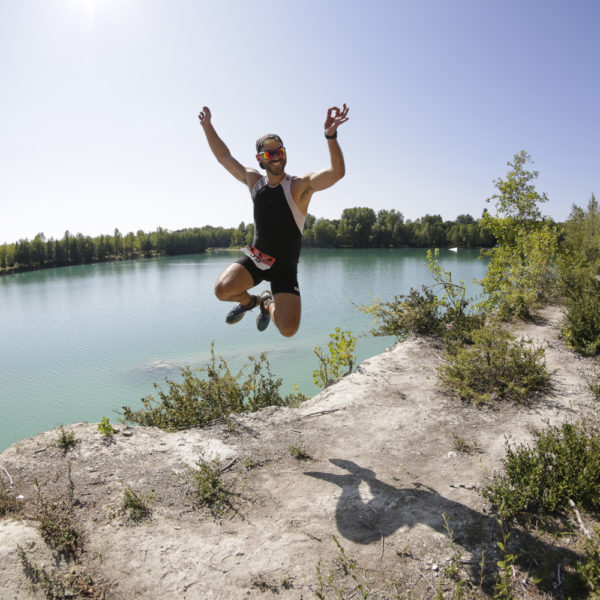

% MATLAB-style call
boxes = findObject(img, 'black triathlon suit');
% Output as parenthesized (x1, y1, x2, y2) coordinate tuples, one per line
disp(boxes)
(236, 174, 305, 296)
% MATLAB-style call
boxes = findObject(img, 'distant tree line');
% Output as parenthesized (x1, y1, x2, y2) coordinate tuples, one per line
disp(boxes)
(0, 208, 498, 275)
(302, 208, 496, 248)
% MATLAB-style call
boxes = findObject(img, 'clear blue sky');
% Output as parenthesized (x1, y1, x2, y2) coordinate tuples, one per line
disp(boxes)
(1, 0, 598, 244)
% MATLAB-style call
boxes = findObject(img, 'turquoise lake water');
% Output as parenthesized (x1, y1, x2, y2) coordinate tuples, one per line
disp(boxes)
(0, 248, 488, 451)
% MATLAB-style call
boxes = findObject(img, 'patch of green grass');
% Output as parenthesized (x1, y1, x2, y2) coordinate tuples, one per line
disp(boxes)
(241, 455, 267, 470)
(18, 546, 102, 599)
(452, 434, 482, 456)
(180, 455, 234, 516)
(56, 426, 77, 453)
(120, 485, 154, 523)
(289, 439, 312, 461)
(0, 481, 21, 516)
(34, 476, 81, 560)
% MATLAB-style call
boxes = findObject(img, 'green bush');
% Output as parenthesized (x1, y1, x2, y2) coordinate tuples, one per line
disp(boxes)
(181, 455, 234, 515)
(56, 425, 77, 452)
(560, 194, 600, 274)
(439, 325, 550, 405)
(359, 249, 483, 345)
(560, 270, 600, 356)
(482, 421, 600, 520)
(360, 286, 443, 339)
(97, 417, 114, 437)
(312, 328, 357, 388)
(122, 344, 305, 429)
(121, 485, 154, 522)
(577, 530, 600, 598)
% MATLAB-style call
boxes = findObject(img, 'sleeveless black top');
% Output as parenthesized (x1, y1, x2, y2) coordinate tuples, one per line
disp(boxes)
(250, 175, 306, 265)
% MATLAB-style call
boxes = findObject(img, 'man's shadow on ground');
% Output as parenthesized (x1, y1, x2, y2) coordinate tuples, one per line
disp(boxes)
(305, 459, 583, 590)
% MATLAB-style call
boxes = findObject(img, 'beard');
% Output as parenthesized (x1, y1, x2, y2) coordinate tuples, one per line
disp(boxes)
(265, 158, 286, 176)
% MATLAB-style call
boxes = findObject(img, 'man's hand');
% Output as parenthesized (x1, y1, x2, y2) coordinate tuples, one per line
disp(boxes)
(324, 104, 349, 136)
(198, 106, 212, 128)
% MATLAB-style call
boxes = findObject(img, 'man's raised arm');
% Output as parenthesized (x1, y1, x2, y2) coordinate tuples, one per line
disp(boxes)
(306, 104, 350, 193)
(198, 106, 249, 184)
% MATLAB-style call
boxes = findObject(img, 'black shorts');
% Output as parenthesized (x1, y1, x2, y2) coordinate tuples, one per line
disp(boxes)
(236, 256, 300, 296)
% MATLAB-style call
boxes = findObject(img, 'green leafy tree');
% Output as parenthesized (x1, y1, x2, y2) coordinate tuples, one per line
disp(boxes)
(338, 207, 376, 247)
(371, 209, 405, 246)
(231, 222, 246, 247)
(559, 195, 600, 355)
(31, 233, 47, 267)
(479, 151, 559, 319)
(312, 218, 338, 247)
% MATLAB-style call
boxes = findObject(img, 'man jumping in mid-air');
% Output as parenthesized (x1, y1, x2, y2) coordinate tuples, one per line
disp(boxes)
(198, 104, 349, 337)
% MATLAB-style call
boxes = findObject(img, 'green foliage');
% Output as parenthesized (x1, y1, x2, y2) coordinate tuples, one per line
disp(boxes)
(181, 455, 234, 515)
(439, 325, 550, 405)
(479, 151, 559, 320)
(55, 425, 77, 453)
(314, 536, 371, 599)
(480, 224, 559, 320)
(337, 207, 376, 247)
(492, 516, 517, 600)
(1, 211, 496, 275)
(360, 286, 444, 339)
(122, 344, 305, 430)
(18, 547, 102, 600)
(37, 512, 82, 560)
(0, 481, 21, 516)
(359, 249, 483, 345)
(97, 417, 114, 437)
(557, 194, 600, 355)
(289, 439, 312, 461)
(588, 367, 600, 401)
(577, 529, 600, 598)
(482, 421, 600, 520)
(560, 268, 600, 356)
(452, 433, 482, 456)
(426, 249, 485, 345)
(560, 193, 600, 270)
(34, 478, 81, 560)
(312, 328, 357, 388)
(121, 485, 154, 522)
(441, 513, 467, 589)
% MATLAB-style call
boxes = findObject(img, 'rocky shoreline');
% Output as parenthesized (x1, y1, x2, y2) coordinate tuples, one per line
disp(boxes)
(1, 305, 597, 599)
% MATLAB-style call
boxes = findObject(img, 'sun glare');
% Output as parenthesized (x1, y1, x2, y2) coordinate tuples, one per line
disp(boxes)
(67, 0, 131, 24)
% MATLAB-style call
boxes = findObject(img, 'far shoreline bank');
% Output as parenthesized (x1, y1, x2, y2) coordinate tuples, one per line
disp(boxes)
(0, 245, 490, 278)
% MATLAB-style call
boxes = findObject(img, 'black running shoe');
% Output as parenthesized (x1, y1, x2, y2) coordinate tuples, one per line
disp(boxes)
(256, 290, 273, 332)
(225, 296, 257, 325)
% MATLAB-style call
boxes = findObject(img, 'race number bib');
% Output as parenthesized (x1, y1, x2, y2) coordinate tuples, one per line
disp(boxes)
(242, 246, 276, 271)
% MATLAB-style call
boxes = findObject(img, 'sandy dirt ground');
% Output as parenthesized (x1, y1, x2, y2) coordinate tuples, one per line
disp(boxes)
(1, 305, 598, 599)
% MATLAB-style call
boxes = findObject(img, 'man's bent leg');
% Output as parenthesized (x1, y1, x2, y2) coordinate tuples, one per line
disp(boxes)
(215, 263, 261, 325)
(214, 263, 256, 304)
(269, 293, 301, 337)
